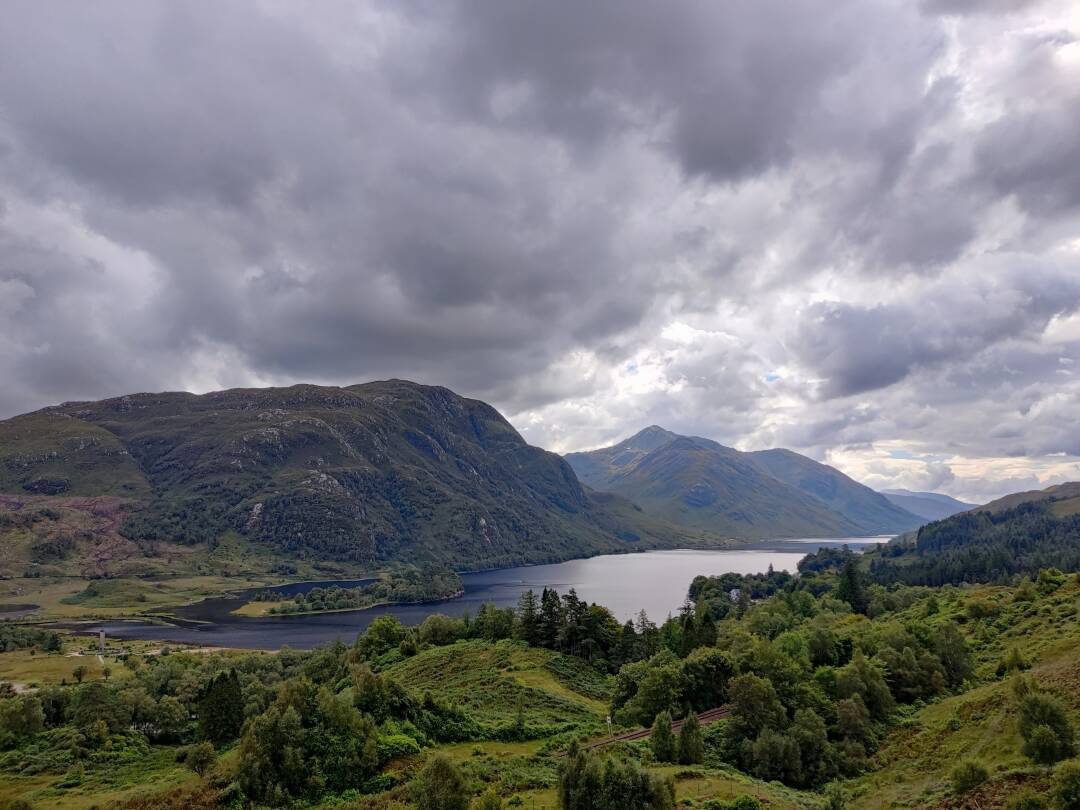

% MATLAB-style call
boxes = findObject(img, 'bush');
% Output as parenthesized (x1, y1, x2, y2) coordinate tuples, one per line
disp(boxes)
(950, 759, 988, 793)
(1019, 692, 1075, 765)
(1057, 759, 1080, 810)
(411, 754, 470, 810)
(185, 741, 215, 776)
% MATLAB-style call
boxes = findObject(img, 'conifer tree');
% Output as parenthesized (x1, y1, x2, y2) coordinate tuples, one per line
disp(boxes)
(199, 669, 244, 745)
(678, 711, 704, 765)
(650, 710, 677, 763)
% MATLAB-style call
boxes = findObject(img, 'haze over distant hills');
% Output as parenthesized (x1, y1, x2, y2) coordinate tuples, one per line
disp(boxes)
(878, 489, 975, 522)
(565, 427, 924, 540)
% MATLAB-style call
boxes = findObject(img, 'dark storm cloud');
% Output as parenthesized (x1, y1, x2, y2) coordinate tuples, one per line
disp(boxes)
(0, 0, 1078, 500)
(791, 257, 1080, 398)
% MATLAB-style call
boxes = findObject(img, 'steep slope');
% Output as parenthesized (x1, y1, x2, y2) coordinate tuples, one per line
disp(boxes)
(0, 381, 700, 573)
(567, 429, 867, 539)
(868, 481, 1080, 585)
(747, 449, 923, 534)
(879, 489, 975, 521)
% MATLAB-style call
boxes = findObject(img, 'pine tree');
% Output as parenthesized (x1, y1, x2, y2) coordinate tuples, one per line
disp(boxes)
(650, 710, 677, 763)
(836, 560, 869, 614)
(540, 588, 563, 650)
(199, 669, 244, 745)
(516, 590, 540, 646)
(678, 711, 704, 764)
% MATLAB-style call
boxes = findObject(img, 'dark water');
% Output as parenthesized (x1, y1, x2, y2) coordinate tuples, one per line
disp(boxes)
(78, 538, 884, 650)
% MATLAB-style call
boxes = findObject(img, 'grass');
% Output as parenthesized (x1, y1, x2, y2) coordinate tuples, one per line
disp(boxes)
(386, 639, 610, 726)
(845, 576, 1080, 809)
(0, 744, 200, 809)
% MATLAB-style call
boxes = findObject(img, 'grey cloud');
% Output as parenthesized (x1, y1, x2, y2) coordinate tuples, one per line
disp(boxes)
(0, 0, 1078, 503)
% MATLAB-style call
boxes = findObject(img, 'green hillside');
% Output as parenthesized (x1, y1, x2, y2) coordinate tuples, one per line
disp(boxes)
(867, 482, 1080, 585)
(566, 427, 921, 539)
(0, 382, 715, 575)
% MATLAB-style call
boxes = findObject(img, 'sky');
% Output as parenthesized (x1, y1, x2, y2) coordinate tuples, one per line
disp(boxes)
(1, 1, 1079, 503)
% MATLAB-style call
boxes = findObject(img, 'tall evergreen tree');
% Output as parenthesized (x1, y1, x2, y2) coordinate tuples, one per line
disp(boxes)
(836, 560, 869, 614)
(540, 588, 563, 649)
(678, 711, 704, 764)
(650, 710, 677, 763)
(198, 669, 244, 745)
(516, 589, 540, 646)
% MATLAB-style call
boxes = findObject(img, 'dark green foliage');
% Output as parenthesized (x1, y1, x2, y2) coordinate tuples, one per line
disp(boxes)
(933, 622, 973, 689)
(835, 560, 869, 614)
(1056, 759, 1080, 810)
(262, 566, 462, 614)
(197, 670, 243, 745)
(0, 695, 44, 747)
(184, 741, 215, 775)
(0, 624, 61, 652)
(751, 728, 801, 785)
(557, 743, 674, 810)
(649, 711, 676, 763)
(1, 381, 697, 568)
(72, 682, 131, 734)
(678, 711, 704, 764)
(412, 754, 470, 810)
(1018, 691, 1075, 765)
(870, 498, 1080, 586)
(949, 759, 988, 793)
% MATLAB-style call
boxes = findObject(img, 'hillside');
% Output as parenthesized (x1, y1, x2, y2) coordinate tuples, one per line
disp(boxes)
(880, 489, 975, 521)
(868, 481, 1080, 586)
(0, 381, 706, 576)
(566, 427, 921, 539)
(748, 449, 923, 534)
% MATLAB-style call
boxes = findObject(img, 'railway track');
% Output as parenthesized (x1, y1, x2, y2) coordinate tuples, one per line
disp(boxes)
(584, 705, 732, 750)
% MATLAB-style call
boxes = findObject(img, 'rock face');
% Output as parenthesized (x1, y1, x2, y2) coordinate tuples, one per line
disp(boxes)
(567, 427, 923, 539)
(0, 381, 690, 569)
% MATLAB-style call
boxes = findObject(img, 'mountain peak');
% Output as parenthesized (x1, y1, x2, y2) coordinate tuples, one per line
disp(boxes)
(624, 425, 679, 451)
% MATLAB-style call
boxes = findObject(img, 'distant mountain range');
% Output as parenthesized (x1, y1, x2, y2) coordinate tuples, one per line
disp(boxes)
(0, 382, 716, 577)
(565, 427, 924, 539)
(878, 489, 975, 521)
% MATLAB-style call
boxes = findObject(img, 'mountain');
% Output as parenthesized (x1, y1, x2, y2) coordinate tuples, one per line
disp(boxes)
(878, 488, 975, 521)
(565, 427, 921, 539)
(0, 381, 706, 577)
(866, 481, 1080, 586)
(972, 481, 1080, 515)
(747, 449, 923, 535)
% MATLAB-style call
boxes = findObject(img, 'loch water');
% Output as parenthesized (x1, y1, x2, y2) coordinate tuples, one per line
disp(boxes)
(82, 538, 885, 650)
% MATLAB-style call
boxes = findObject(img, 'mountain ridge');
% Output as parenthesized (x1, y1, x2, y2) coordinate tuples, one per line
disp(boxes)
(565, 427, 923, 539)
(0, 381, 720, 577)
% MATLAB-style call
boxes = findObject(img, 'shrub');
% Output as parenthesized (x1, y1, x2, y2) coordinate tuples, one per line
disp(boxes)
(1019, 692, 1075, 765)
(185, 741, 215, 776)
(411, 754, 470, 810)
(950, 759, 988, 793)
(1057, 759, 1080, 810)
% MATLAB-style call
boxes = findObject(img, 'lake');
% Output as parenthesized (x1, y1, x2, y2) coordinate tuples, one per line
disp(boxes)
(83, 538, 884, 650)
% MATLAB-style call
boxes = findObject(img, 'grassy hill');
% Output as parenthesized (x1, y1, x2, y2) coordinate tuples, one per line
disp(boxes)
(0, 381, 717, 577)
(566, 427, 921, 539)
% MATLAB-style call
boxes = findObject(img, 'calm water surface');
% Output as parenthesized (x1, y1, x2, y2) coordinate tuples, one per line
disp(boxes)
(82, 538, 884, 650)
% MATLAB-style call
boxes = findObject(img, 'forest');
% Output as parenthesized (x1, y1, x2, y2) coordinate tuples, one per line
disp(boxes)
(2, 552, 1080, 809)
